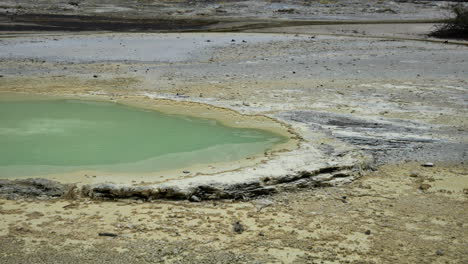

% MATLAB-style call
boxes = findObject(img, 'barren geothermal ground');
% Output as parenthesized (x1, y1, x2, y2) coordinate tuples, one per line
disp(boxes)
(1, 1, 468, 263)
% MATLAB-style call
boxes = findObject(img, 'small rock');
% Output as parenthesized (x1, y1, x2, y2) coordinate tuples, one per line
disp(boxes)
(98, 232, 118, 237)
(419, 184, 432, 191)
(258, 232, 265, 236)
(233, 221, 245, 234)
(409, 171, 419, 178)
(183, 170, 190, 174)
(364, 230, 371, 235)
(436, 249, 445, 256)
(421, 162, 434, 167)
(189, 195, 201, 202)
(93, 75, 98, 78)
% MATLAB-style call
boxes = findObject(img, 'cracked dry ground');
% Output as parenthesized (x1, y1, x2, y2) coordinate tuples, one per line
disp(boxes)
(0, 163, 467, 263)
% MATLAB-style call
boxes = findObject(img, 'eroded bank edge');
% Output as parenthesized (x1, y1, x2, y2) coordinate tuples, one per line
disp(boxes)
(0, 162, 368, 201)
(0, 92, 369, 201)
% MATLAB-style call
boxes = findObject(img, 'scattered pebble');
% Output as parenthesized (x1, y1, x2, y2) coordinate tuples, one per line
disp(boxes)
(436, 249, 445, 256)
(364, 230, 371, 235)
(98, 232, 118, 237)
(421, 162, 434, 167)
(233, 221, 245, 234)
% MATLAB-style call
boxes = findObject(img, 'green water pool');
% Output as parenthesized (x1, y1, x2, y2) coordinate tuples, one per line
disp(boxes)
(0, 99, 286, 177)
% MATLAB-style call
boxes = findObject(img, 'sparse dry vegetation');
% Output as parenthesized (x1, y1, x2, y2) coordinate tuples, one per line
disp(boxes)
(430, 4, 468, 39)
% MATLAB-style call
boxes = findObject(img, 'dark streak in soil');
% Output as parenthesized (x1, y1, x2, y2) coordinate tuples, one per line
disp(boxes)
(0, 13, 442, 32)
(0, 14, 218, 32)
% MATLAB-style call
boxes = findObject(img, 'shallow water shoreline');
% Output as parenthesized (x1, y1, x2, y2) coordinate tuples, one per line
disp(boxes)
(0, 92, 299, 185)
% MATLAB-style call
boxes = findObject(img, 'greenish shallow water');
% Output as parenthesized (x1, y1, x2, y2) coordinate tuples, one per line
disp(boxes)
(0, 99, 286, 177)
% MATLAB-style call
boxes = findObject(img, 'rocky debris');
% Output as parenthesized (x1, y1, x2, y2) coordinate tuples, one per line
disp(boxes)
(0, 160, 359, 202)
(232, 221, 245, 234)
(82, 165, 359, 201)
(0, 178, 68, 199)
(436, 249, 445, 256)
(185, 181, 278, 201)
(421, 162, 434, 167)
(409, 171, 419, 178)
(365, 230, 371, 235)
(82, 183, 187, 200)
(62, 184, 80, 200)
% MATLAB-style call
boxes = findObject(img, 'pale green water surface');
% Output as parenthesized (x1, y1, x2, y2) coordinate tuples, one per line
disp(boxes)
(0, 99, 286, 177)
